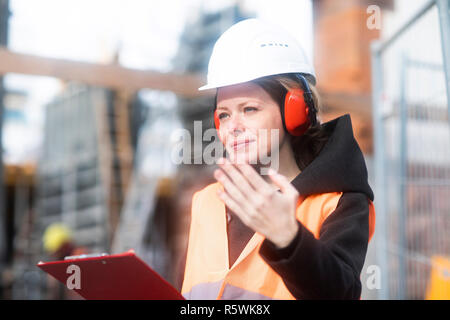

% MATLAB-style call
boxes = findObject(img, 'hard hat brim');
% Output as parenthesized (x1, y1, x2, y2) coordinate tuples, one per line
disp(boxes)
(198, 72, 317, 91)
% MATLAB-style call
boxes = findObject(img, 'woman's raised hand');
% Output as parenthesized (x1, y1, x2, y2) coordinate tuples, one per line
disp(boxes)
(214, 158, 300, 248)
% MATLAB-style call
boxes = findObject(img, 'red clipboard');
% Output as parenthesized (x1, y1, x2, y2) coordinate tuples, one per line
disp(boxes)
(37, 250, 185, 300)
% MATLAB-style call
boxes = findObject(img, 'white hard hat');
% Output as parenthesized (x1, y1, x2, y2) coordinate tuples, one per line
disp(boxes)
(199, 18, 316, 91)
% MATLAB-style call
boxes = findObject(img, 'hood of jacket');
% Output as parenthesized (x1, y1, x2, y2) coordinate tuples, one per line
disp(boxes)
(290, 113, 374, 201)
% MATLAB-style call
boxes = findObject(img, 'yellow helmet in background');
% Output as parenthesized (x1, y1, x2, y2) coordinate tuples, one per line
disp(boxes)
(42, 223, 72, 254)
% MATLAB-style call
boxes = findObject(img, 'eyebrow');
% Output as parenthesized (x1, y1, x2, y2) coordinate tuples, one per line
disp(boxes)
(216, 101, 260, 111)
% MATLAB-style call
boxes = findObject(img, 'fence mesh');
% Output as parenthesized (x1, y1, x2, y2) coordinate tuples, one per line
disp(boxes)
(375, 3, 450, 299)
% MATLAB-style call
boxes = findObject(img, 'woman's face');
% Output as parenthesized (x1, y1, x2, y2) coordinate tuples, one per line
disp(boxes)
(216, 82, 286, 165)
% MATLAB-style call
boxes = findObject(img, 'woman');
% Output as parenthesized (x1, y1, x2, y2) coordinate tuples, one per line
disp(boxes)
(181, 18, 375, 300)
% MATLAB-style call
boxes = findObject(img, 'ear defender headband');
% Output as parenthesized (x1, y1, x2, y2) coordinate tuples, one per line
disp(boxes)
(213, 74, 317, 137)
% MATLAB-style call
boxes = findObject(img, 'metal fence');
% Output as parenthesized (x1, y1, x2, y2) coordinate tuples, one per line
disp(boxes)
(371, 0, 450, 299)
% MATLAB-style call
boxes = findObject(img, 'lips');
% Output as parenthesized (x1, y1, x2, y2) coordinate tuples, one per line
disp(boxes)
(231, 139, 255, 151)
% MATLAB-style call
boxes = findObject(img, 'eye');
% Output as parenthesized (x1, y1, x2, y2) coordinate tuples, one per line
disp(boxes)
(217, 112, 229, 120)
(244, 106, 258, 113)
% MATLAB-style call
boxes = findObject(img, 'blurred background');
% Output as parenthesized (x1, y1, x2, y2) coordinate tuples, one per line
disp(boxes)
(0, 0, 448, 300)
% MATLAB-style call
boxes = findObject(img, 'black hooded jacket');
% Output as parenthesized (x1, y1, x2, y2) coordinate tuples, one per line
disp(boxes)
(226, 114, 374, 300)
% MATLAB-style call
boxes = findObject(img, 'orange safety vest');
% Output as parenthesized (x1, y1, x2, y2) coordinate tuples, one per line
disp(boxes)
(181, 183, 375, 300)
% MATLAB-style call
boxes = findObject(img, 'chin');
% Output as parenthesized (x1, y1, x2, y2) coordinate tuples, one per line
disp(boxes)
(226, 149, 259, 165)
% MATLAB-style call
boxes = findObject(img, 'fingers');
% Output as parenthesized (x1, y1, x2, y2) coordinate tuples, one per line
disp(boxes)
(216, 159, 276, 208)
(268, 169, 298, 198)
(214, 168, 247, 205)
(217, 158, 256, 197)
(219, 157, 275, 198)
(233, 163, 274, 197)
(216, 190, 250, 225)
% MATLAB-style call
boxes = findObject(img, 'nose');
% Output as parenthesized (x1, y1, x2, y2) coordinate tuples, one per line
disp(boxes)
(226, 113, 246, 136)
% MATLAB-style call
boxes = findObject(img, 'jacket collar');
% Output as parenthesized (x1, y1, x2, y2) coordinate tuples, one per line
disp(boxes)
(290, 114, 374, 201)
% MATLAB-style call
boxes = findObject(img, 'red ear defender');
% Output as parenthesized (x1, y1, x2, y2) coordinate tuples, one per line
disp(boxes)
(214, 110, 220, 131)
(284, 89, 310, 136)
(213, 110, 225, 145)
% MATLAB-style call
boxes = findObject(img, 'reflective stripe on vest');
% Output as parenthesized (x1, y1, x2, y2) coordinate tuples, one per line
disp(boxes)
(181, 183, 375, 300)
(184, 282, 275, 300)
